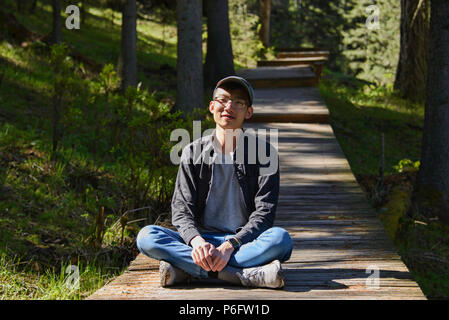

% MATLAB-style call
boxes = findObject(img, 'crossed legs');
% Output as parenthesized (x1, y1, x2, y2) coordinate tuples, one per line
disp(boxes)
(136, 225, 293, 280)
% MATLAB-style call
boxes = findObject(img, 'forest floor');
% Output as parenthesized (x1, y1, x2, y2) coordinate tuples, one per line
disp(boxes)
(0, 1, 182, 299)
(319, 71, 449, 299)
(1, 0, 448, 300)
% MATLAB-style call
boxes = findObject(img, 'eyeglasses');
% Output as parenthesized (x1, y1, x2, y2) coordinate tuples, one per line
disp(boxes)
(214, 96, 247, 110)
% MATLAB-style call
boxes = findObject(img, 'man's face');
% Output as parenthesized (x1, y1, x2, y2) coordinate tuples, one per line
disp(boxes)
(209, 87, 253, 130)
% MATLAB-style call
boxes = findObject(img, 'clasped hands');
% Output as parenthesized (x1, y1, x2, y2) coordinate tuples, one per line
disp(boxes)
(190, 236, 235, 272)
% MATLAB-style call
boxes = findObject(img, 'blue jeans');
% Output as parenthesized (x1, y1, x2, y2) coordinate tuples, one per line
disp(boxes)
(136, 225, 293, 279)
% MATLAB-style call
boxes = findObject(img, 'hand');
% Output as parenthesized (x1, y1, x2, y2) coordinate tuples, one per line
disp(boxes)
(190, 236, 216, 272)
(209, 241, 235, 272)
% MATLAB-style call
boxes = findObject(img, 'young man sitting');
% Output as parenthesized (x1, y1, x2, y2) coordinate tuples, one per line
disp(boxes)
(136, 76, 293, 289)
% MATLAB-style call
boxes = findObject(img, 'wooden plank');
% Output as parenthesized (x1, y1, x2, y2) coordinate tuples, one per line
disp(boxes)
(277, 192, 368, 200)
(249, 90, 331, 121)
(279, 159, 349, 165)
(236, 66, 318, 88)
(277, 191, 367, 198)
(257, 57, 327, 67)
(276, 48, 328, 52)
(87, 283, 426, 300)
(275, 220, 381, 227)
(276, 209, 376, 217)
(280, 174, 361, 182)
(281, 224, 385, 233)
(236, 65, 316, 80)
(278, 190, 366, 197)
(247, 77, 317, 89)
(277, 51, 330, 59)
(247, 113, 329, 123)
(276, 217, 380, 223)
(279, 182, 363, 188)
(255, 58, 327, 82)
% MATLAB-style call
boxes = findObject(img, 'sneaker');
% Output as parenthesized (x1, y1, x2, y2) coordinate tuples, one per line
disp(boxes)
(159, 260, 191, 287)
(238, 260, 285, 289)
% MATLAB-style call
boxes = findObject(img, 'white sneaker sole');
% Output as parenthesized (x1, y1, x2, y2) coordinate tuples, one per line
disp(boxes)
(159, 260, 174, 287)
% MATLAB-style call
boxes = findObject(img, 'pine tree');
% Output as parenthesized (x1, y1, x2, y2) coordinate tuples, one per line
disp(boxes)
(204, 0, 235, 91)
(342, 0, 400, 85)
(118, 0, 137, 91)
(270, 0, 352, 70)
(394, 0, 430, 102)
(410, 0, 449, 222)
(176, 0, 203, 114)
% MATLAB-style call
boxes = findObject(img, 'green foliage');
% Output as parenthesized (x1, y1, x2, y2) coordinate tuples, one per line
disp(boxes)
(396, 214, 449, 299)
(98, 64, 120, 94)
(229, 0, 265, 68)
(268, 0, 400, 84)
(341, 0, 400, 85)
(319, 69, 424, 176)
(49, 43, 78, 154)
(108, 84, 183, 214)
(379, 186, 411, 242)
(393, 159, 421, 173)
(0, 35, 189, 256)
(270, 0, 354, 69)
(0, 1, 198, 299)
(0, 252, 121, 299)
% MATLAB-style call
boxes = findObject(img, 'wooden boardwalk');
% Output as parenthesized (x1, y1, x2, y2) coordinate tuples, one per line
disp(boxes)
(87, 56, 426, 300)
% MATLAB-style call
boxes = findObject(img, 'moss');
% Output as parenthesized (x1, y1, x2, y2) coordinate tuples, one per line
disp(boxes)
(379, 186, 412, 242)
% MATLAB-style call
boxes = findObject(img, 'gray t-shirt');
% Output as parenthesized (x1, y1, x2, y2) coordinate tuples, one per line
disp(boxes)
(199, 139, 248, 234)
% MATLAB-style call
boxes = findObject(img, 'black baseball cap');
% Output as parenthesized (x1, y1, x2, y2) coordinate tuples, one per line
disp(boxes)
(214, 76, 254, 107)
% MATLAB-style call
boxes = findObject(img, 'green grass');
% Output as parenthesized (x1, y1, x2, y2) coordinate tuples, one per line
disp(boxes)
(3, 0, 178, 94)
(0, 95, 154, 299)
(0, 0, 188, 300)
(396, 215, 449, 299)
(319, 69, 424, 177)
(0, 252, 120, 299)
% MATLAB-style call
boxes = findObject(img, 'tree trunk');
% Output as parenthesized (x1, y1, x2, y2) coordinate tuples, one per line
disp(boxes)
(410, 0, 449, 222)
(259, 0, 271, 47)
(51, 0, 62, 44)
(80, 1, 86, 24)
(16, 0, 26, 13)
(276, 0, 290, 9)
(394, 0, 430, 102)
(176, 0, 203, 114)
(204, 0, 235, 91)
(118, 0, 137, 92)
(30, 0, 38, 14)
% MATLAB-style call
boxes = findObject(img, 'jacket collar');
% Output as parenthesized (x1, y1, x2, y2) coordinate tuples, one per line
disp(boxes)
(204, 127, 251, 165)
